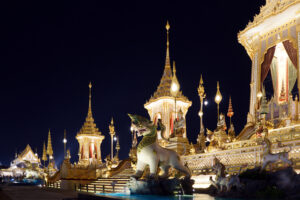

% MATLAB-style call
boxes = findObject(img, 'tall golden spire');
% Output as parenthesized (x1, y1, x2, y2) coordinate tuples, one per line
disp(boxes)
(172, 60, 176, 76)
(47, 129, 53, 157)
(87, 82, 93, 119)
(165, 21, 171, 67)
(144, 21, 190, 104)
(76, 82, 103, 136)
(42, 142, 47, 163)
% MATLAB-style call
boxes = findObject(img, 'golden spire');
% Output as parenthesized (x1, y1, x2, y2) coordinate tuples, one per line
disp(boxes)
(47, 129, 53, 157)
(200, 74, 203, 85)
(109, 117, 115, 135)
(76, 82, 103, 137)
(165, 21, 170, 67)
(172, 60, 176, 76)
(144, 21, 190, 105)
(88, 82, 93, 119)
(42, 142, 47, 162)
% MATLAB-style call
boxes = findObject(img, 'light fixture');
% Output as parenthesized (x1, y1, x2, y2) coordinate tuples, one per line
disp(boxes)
(198, 111, 203, 117)
(204, 100, 208, 106)
(215, 81, 222, 121)
(63, 138, 67, 144)
(257, 91, 263, 99)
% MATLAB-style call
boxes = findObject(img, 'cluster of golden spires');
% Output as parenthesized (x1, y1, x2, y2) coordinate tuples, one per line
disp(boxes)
(77, 82, 102, 136)
(147, 21, 189, 103)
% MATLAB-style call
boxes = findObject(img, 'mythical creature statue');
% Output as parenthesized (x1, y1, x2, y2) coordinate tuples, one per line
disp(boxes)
(128, 114, 190, 179)
(206, 128, 229, 152)
(172, 109, 185, 137)
(210, 158, 243, 192)
(261, 137, 292, 171)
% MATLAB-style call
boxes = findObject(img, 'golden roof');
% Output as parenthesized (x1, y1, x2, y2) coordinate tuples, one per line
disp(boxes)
(77, 82, 103, 137)
(239, 0, 298, 35)
(17, 144, 39, 162)
(146, 22, 190, 104)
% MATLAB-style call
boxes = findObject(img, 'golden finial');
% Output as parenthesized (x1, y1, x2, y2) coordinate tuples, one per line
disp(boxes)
(200, 74, 203, 85)
(172, 61, 176, 75)
(111, 117, 114, 125)
(217, 81, 220, 89)
(166, 20, 170, 31)
(109, 117, 115, 135)
(88, 82, 93, 118)
(198, 75, 205, 98)
(165, 21, 170, 67)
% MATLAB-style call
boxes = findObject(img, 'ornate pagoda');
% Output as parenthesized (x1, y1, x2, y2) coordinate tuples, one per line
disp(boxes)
(236, 0, 300, 139)
(144, 22, 192, 154)
(76, 82, 105, 167)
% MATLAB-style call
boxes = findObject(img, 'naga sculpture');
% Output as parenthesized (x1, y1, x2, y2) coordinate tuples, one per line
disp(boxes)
(261, 137, 292, 171)
(128, 114, 190, 179)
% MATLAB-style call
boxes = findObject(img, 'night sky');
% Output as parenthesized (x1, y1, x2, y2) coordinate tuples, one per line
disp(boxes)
(0, 1, 263, 166)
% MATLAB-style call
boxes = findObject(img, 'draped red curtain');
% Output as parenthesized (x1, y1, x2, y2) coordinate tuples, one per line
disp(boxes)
(283, 40, 297, 69)
(261, 46, 276, 84)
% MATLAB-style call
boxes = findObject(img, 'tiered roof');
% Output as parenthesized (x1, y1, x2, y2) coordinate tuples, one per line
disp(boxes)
(77, 82, 103, 136)
(146, 22, 190, 105)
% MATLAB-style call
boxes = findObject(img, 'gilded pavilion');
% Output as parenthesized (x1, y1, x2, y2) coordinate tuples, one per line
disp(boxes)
(76, 82, 105, 167)
(144, 22, 192, 155)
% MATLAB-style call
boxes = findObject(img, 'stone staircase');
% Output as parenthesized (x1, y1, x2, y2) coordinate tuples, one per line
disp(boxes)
(77, 178, 130, 194)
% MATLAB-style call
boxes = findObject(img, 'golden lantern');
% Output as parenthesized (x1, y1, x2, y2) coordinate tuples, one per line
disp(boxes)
(215, 81, 222, 121)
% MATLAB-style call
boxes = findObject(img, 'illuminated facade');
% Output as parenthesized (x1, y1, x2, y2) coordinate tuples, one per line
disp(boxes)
(144, 22, 192, 154)
(1, 144, 42, 177)
(76, 82, 105, 167)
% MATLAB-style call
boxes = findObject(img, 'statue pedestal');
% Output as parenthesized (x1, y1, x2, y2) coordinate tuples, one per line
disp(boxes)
(165, 136, 190, 155)
(127, 177, 194, 195)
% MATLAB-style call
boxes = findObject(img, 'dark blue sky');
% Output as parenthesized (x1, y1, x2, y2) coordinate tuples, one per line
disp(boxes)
(0, 1, 262, 166)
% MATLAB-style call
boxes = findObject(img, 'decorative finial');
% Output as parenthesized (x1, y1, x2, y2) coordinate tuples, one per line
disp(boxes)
(217, 81, 220, 89)
(200, 74, 203, 85)
(111, 117, 114, 125)
(88, 82, 93, 118)
(227, 96, 234, 125)
(166, 20, 170, 31)
(109, 117, 115, 135)
(165, 21, 171, 67)
(173, 61, 176, 75)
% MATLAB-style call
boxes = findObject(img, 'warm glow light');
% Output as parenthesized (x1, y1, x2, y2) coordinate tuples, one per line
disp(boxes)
(171, 82, 179, 92)
(198, 111, 203, 117)
(204, 100, 208, 106)
(130, 126, 133, 132)
(49, 155, 53, 159)
(114, 136, 117, 141)
(192, 175, 214, 189)
(63, 138, 67, 144)
(257, 91, 263, 98)
(215, 94, 222, 104)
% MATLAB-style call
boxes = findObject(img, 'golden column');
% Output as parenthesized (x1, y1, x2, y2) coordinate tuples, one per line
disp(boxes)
(215, 81, 222, 122)
(109, 118, 116, 161)
(63, 129, 67, 159)
(197, 75, 206, 152)
(198, 75, 206, 133)
(170, 61, 180, 134)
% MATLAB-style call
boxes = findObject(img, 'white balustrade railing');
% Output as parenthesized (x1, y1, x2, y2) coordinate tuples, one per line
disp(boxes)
(182, 138, 300, 173)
